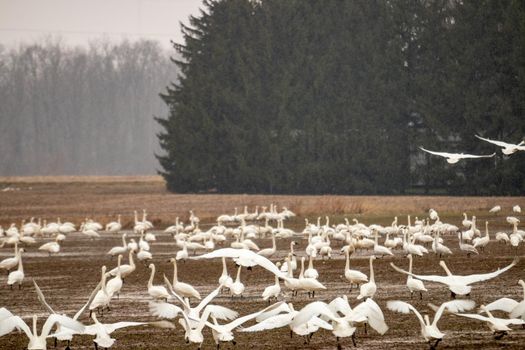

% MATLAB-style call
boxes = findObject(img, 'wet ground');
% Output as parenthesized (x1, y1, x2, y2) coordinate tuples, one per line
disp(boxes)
(0, 219, 524, 349)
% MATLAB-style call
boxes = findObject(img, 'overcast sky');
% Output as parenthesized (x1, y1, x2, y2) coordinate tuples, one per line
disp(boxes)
(0, 0, 203, 48)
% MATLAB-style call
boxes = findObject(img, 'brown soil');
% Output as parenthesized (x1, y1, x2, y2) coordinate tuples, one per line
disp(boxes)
(0, 177, 524, 349)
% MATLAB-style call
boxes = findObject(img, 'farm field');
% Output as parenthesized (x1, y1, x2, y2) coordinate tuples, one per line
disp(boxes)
(0, 176, 524, 349)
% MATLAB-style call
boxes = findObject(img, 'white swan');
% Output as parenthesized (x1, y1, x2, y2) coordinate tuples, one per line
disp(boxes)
(484, 279, 525, 320)
(107, 234, 128, 257)
(7, 250, 24, 289)
(169, 257, 201, 300)
(304, 254, 318, 279)
(451, 305, 525, 339)
(107, 250, 136, 281)
(357, 256, 377, 300)
(218, 257, 233, 292)
(105, 215, 122, 233)
(0, 246, 23, 274)
(38, 237, 60, 255)
(262, 262, 281, 302)
(90, 266, 111, 316)
(406, 254, 427, 299)
(472, 221, 490, 252)
(419, 146, 495, 164)
(343, 248, 368, 290)
(391, 258, 518, 297)
(387, 299, 475, 347)
(257, 232, 276, 258)
(147, 263, 170, 300)
(106, 255, 123, 299)
(0, 311, 84, 350)
(230, 265, 245, 298)
(475, 134, 525, 155)
(297, 257, 326, 298)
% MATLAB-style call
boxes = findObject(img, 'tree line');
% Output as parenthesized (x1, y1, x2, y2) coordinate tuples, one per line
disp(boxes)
(158, 0, 525, 195)
(0, 38, 176, 176)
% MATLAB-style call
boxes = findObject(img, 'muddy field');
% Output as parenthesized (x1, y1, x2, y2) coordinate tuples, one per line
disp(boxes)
(0, 178, 524, 349)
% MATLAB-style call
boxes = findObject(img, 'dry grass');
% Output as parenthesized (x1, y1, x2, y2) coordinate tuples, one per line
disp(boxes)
(0, 176, 524, 228)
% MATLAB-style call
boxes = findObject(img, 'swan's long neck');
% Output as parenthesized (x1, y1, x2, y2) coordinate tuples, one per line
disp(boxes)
(14, 242, 18, 255)
(286, 257, 293, 278)
(424, 314, 431, 326)
(485, 221, 489, 238)
(407, 215, 411, 228)
(121, 234, 127, 247)
(408, 255, 413, 274)
(440, 262, 453, 276)
(519, 280, 525, 300)
(271, 234, 276, 249)
(235, 266, 242, 282)
(290, 242, 294, 255)
(308, 255, 314, 270)
(172, 261, 179, 284)
(101, 267, 107, 294)
(345, 250, 350, 271)
(32, 315, 38, 337)
(369, 257, 375, 282)
(221, 257, 228, 276)
(149, 265, 156, 288)
(129, 251, 135, 267)
(118, 215, 121, 224)
(116, 255, 122, 278)
(18, 255, 23, 273)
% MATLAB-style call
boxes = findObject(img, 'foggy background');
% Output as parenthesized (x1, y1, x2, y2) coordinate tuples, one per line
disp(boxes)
(0, 0, 201, 175)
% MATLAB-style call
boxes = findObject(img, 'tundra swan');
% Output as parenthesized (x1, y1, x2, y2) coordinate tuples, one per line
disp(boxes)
(406, 254, 427, 299)
(106, 255, 123, 299)
(169, 258, 201, 299)
(147, 264, 170, 300)
(357, 256, 377, 300)
(107, 234, 128, 257)
(343, 248, 367, 290)
(218, 257, 233, 292)
(230, 265, 245, 298)
(262, 262, 281, 302)
(391, 258, 518, 298)
(419, 147, 495, 164)
(388, 299, 475, 348)
(304, 255, 318, 279)
(7, 251, 24, 289)
(90, 266, 111, 316)
(297, 257, 326, 298)
(107, 250, 136, 281)
(0, 246, 23, 274)
(475, 134, 525, 155)
(484, 279, 525, 320)
(0, 311, 84, 350)
(105, 215, 122, 233)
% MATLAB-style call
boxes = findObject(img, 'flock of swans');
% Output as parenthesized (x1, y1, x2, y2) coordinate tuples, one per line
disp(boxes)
(0, 203, 524, 350)
(420, 134, 525, 163)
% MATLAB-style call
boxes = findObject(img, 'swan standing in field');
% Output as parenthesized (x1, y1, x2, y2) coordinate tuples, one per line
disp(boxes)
(432, 231, 452, 258)
(475, 134, 525, 155)
(473, 221, 490, 252)
(257, 232, 276, 258)
(105, 215, 122, 233)
(373, 231, 393, 257)
(107, 250, 136, 281)
(357, 256, 377, 300)
(230, 265, 245, 298)
(419, 147, 495, 164)
(7, 250, 24, 289)
(38, 236, 61, 255)
(297, 257, 326, 298)
(387, 299, 475, 349)
(0, 310, 84, 350)
(458, 232, 478, 257)
(284, 255, 301, 297)
(489, 205, 501, 214)
(106, 255, 123, 299)
(218, 257, 233, 292)
(343, 248, 368, 291)
(280, 241, 298, 272)
(107, 234, 128, 257)
(262, 262, 282, 302)
(169, 257, 201, 300)
(484, 279, 525, 320)
(90, 266, 111, 316)
(0, 245, 22, 274)
(390, 258, 518, 298)
(514, 205, 522, 213)
(147, 264, 170, 300)
(304, 254, 318, 279)
(406, 254, 427, 299)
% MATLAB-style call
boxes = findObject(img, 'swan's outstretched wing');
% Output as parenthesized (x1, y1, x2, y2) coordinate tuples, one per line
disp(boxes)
(103, 321, 147, 334)
(419, 147, 456, 158)
(240, 313, 294, 332)
(387, 301, 425, 328)
(149, 302, 184, 320)
(216, 302, 284, 331)
(484, 298, 519, 313)
(194, 284, 223, 314)
(162, 275, 189, 309)
(33, 279, 56, 314)
(390, 263, 450, 284)
(453, 313, 490, 322)
(459, 258, 518, 285)
(205, 305, 238, 321)
(192, 248, 286, 278)
(74, 281, 102, 320)
(0, 308, 14, 322)
(310, 316, 333, 330)
(457, 152, 495, 159)
(475, 135, 513, 148)
(42, 314, 85, 338)
(255, 302, 292, 322)
(327, 297, 352, 317)
(353, 298, 388, 334)
(291, 301, 337, 328)
(0, 316, 31, 338)
(433, 300, 475, 326)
